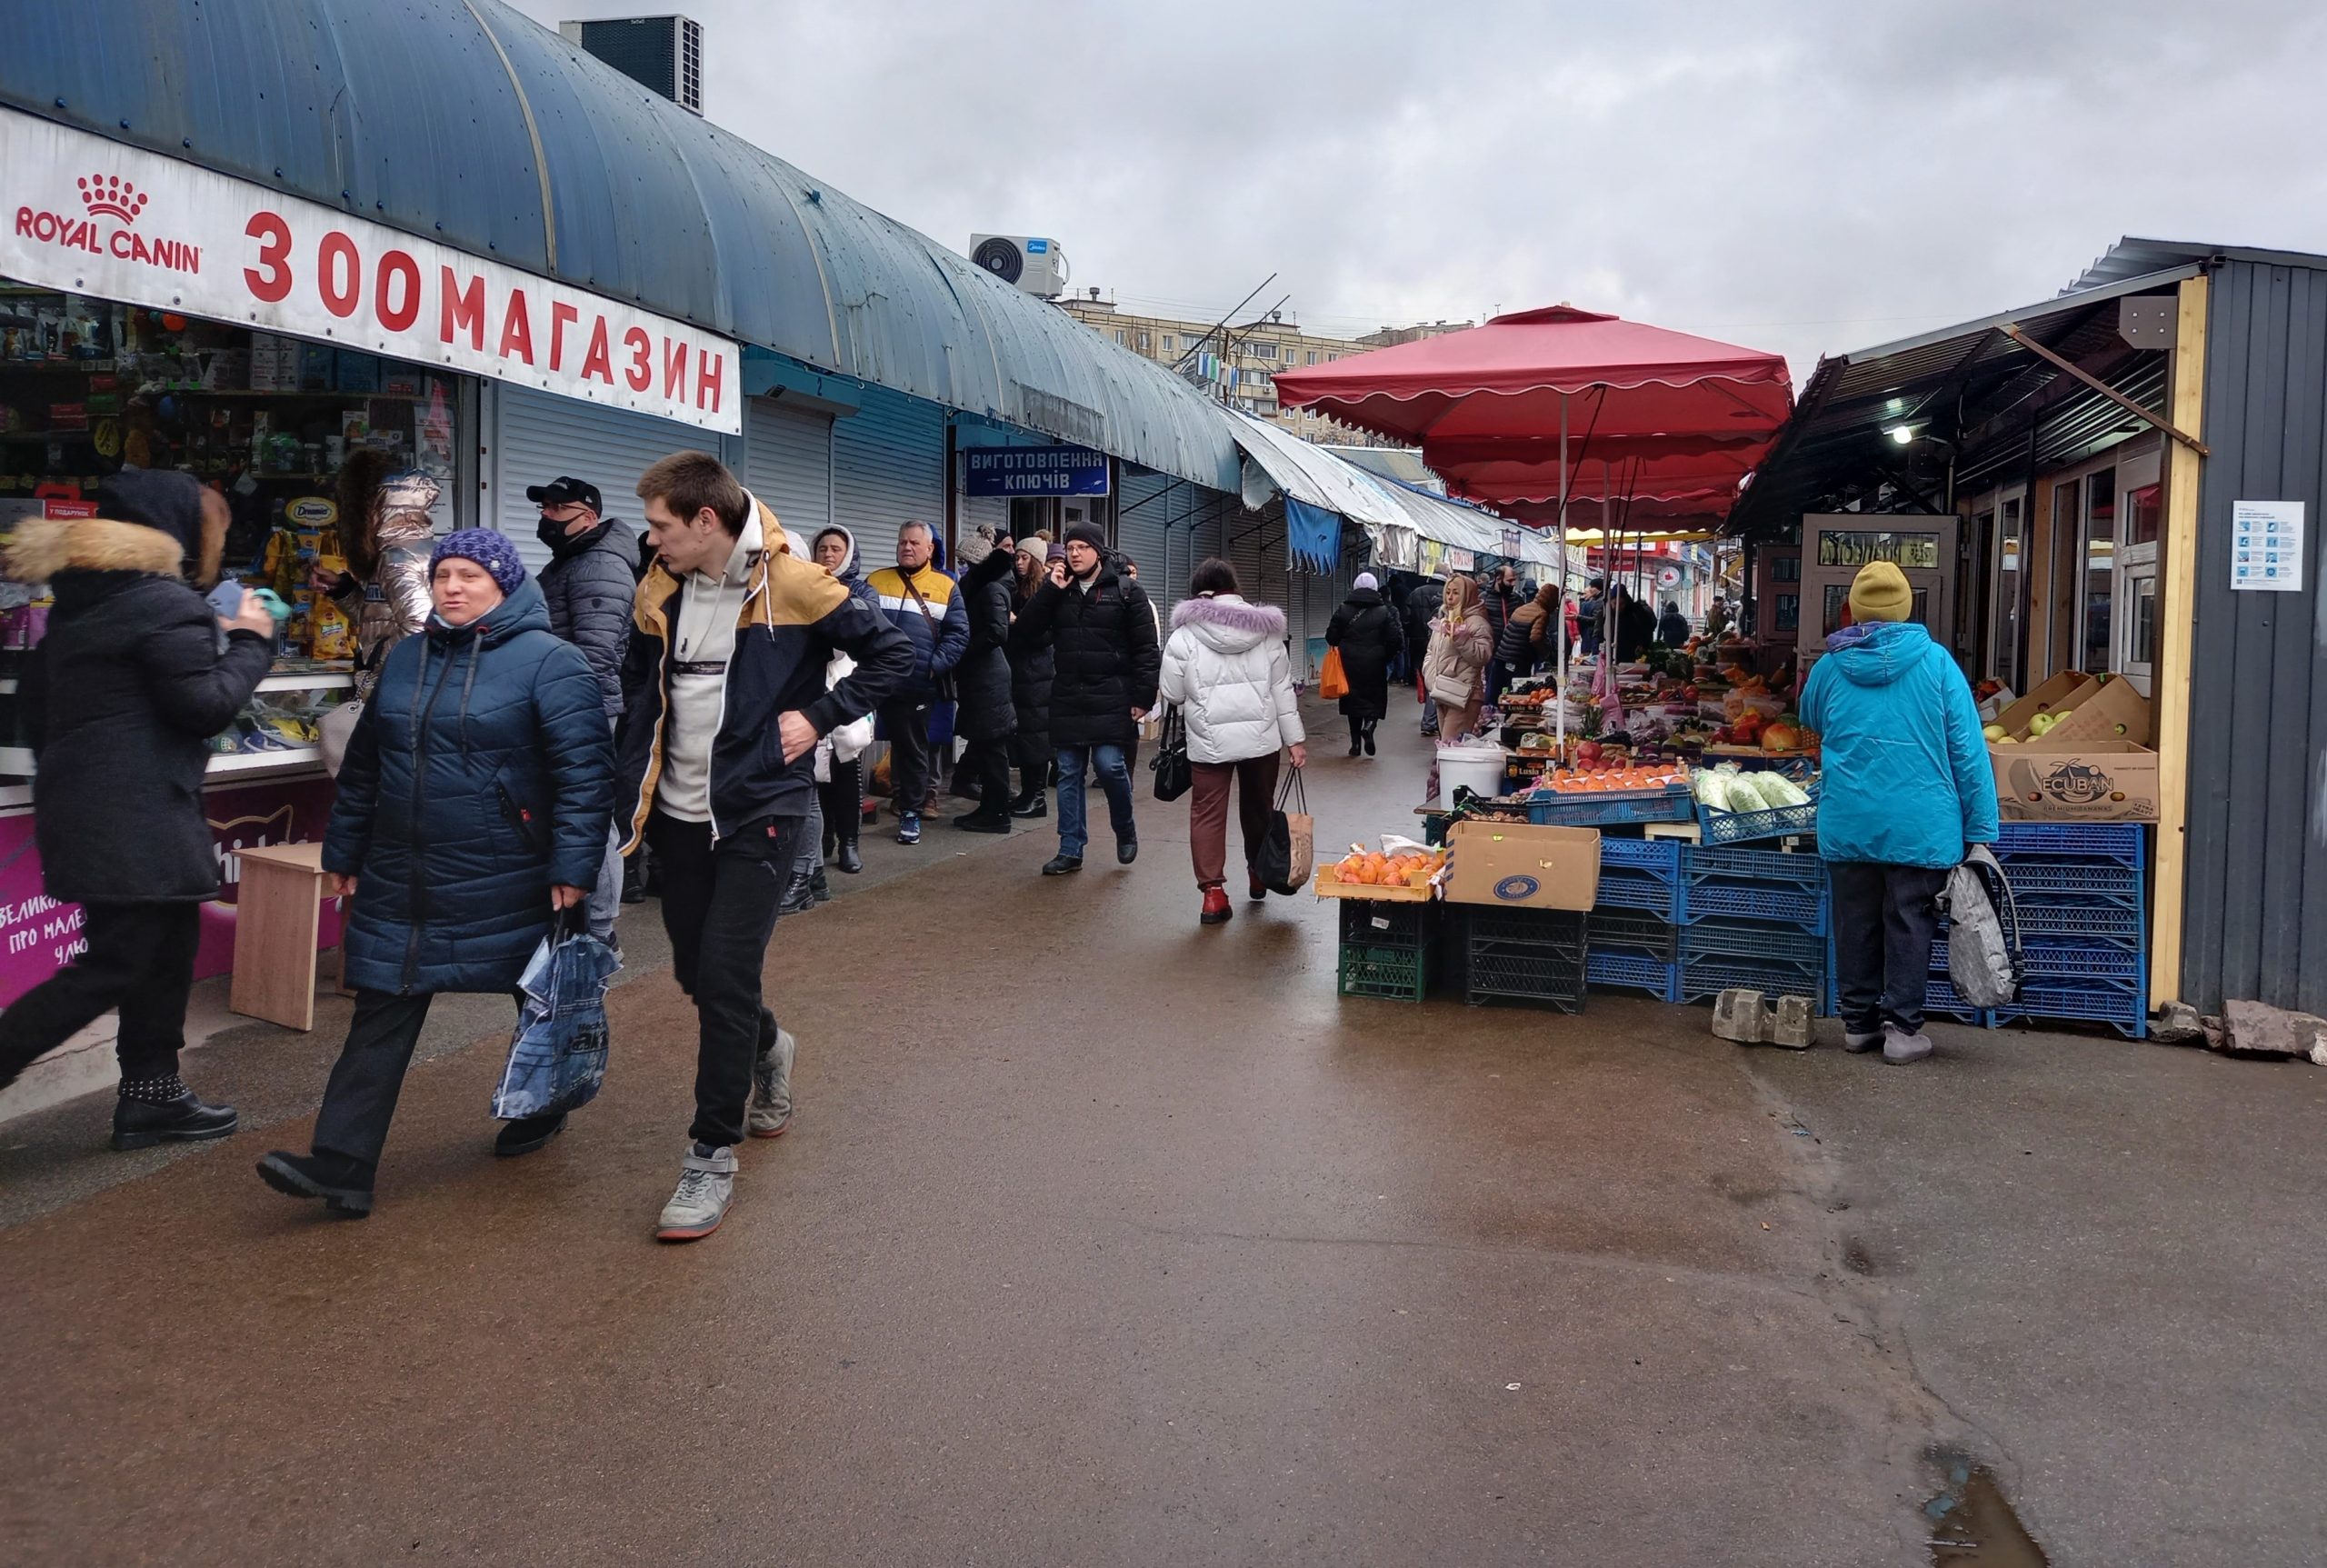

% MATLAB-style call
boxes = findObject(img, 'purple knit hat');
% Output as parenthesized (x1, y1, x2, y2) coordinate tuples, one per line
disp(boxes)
(430, 528, 526, 595)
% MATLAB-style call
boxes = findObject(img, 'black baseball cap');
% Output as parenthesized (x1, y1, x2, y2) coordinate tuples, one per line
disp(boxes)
(525, 476, 601, 513)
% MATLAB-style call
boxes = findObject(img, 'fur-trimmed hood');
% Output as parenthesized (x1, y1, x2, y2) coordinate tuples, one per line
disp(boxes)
(1171, 592, 1284, 654)
(5, 516, 185, 584)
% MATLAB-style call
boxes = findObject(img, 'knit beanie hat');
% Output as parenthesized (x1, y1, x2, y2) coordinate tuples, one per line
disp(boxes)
(959, 526, 996, 567)
(430, 528, 527, 595)
(1045, 540, 1068, 564)
(1065, 521, 1106, 552)
(1354, 571, 1380, 591)
(1847, 560, 1913, 624)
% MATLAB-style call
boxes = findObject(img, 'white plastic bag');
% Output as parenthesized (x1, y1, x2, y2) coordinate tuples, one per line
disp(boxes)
(1939, 845, 2021, 1008)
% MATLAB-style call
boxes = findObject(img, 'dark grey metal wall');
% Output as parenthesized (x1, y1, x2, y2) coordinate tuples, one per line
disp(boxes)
(2182, 259, 2327, 1012)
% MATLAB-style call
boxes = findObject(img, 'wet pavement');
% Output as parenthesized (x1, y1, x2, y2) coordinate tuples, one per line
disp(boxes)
(4, 705, 2323, 1566)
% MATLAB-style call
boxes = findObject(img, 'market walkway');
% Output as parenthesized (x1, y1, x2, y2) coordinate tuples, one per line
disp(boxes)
(5, 706, 2324, 1567)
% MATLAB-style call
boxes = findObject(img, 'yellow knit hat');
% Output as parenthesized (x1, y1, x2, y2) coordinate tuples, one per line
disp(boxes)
(1848, 560, 1913, 624)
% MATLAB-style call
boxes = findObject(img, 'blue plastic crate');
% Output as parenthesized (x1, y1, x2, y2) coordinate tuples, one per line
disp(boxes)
(1998, 863, 2143, 904)
(1681, 880, 1829, 931)
(2011, 900, 2146, 939)
(1600, 838, 1682, 874)
(1933, 935, 2145, 984)
(1524, 784, 1695, 828)
(1993, 985, 2148, 1039)
(1586, 948, 1680, 1002)
(1993, 824, 2145, 865)
(1923, 978, 1992, 1026)
(1597, 868, 1682, 919)
(1678, 954, 1825, 1005)
(1683, 919, 1827, 966)
(1694, 787, 1819, 847)
(1680, 844, 1827, 887)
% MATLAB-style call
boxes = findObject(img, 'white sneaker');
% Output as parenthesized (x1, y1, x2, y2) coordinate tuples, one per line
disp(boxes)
(1882, 1026, 1935, 1065)
(748, 1028, 796, 1139)
(655, 1144, 737, 1241)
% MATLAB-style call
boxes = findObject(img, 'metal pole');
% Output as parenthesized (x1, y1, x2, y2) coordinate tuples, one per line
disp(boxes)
(1555, 392, 1570, 756)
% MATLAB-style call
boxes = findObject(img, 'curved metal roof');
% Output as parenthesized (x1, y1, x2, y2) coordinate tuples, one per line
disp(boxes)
(0, 0, 1240, 491)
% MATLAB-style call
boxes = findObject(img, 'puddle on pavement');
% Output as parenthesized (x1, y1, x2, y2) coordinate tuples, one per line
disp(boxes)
(1923, 1455, 2049, 1566)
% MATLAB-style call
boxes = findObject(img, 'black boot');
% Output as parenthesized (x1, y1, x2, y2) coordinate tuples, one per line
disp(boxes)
(255, 1150, 375, 1217)
(1010, 792, 1048, 819)
(494, 1111, 567, 1157)
(952, 808, 1011, 834)
(112, 1087, 237, 1151)
(777, 869, 818, 916)
(835, 839, 864, 874)
(621, 855, 646, 904)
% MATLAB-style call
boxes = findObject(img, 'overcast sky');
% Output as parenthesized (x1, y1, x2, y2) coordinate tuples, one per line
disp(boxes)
(514, 0, 2327, 382)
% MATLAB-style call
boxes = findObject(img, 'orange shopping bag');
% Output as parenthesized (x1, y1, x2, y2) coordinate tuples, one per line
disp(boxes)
(1319, 646, 1349, 700)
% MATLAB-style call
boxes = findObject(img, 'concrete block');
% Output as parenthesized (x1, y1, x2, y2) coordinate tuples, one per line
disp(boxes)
(2151, 1000, 2205, 1044)
(2221, 997, 2327, 1059)
(1768, 994, 1814, 1050)
(1712, 988, 1765, 1044)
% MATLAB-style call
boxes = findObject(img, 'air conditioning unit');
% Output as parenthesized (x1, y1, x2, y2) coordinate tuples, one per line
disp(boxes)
(969, 235, 1070, 298)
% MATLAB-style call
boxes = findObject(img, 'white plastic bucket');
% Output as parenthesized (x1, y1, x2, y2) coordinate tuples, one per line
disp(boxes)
(1436, 744, 1505, 806)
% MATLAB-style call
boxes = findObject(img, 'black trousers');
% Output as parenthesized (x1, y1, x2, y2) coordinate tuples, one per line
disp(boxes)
(817, 755, 863, 849)
(313, 990, 442, 1166)
(1829, 861, 1951, 1035)
(0, 901, 203, 1094)
(881, 695, 933, 815)
(964, 735, 1012, 813)
(649, 812, 799, 1148)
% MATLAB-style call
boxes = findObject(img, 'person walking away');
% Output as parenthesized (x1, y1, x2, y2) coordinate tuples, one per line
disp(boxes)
(0, 471, 275, 1144)
(1405, 577, 1443, 735)
(326, 453, 437, 701)
(1611, 584, 1659, 664)
(1493, 580, 1559, 690)
(1478, 564, 1521, 709)
(1324, 570, 1400, 757)
(811, 525, 877, 873)
(613, 454, 910, 1239)
(255, 531, 613, 1215)
(1014, 523, 1160, 876)
(1657, 599, 1691, 647)
(949, 528, 1019, 834)
(531, 475, 637, 948)
(1421, 574, 1494, 739)
(1005, 536, 1056, 817)
(865, 522, 967, 845)
(1800, 561, 1999, 1066)
(1157, 558, 1307, 924)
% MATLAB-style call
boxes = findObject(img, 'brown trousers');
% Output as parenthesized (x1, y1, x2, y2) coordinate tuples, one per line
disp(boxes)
(1189, 753, 1282, 890)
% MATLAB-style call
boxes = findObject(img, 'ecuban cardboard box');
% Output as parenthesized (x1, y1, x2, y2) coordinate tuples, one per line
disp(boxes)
(1989, 739, 2161, 821)
(1444, 822, 1602, 909)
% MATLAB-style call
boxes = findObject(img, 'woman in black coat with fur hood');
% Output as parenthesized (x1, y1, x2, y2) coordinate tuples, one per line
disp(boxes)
(0, 470, 276, 1148)
(1324, 571, 1402, 756)
(950, 528, 1020, 833)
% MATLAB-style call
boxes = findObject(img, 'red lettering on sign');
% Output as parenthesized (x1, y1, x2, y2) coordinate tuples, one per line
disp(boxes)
(318, 231, 361, 318)
(11, 208, 30, 238)
(696, 348, 724, 414)
(375, 250, 421, 332)
(663, 340, 690, 401)
(440, 268, 485, 350)
(581, 318, 614, 385)
(244, 212, 293, 303)
(548, 301, 580, 371)
(499, 289, 534, 365)
(622, 326, 652, 391)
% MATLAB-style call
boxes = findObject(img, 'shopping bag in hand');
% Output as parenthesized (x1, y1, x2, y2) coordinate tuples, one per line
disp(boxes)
(1152, 704, 1193, 802)
(1938, 844, 2022, 1008)
(1255, 765, 1314, 895)
(491, 910, 622, 1121)
(1319, 646, 1350, 700)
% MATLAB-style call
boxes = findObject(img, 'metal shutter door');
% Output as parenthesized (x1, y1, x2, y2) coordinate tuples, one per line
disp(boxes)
(744, 399, 834, 545)
(494, 386, 704, 570)
(1116, 470, 1173, 606)
(831, 382, 944, 547)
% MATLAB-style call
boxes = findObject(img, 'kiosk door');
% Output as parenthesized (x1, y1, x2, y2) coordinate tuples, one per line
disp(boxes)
(1796, 514, 1959, 674)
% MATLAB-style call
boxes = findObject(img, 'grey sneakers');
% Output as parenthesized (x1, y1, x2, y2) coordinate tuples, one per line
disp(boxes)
(1882, 1025, 1935, 1065)
(1843, 1030, 1884, 1054)
(749, 1027, 796, 1139)
(656, 1144, 737, 1241)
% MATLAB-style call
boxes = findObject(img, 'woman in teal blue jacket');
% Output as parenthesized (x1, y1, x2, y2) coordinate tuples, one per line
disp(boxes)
(1799, 562, 1998, 1064)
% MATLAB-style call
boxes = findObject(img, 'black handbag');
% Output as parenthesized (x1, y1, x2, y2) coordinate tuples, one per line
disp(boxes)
(1152, 705, 1193, 801)
(1254, 765, 1313, 894)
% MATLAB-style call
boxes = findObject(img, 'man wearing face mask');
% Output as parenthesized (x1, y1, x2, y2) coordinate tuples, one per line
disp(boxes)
(530, 476, 637, 947)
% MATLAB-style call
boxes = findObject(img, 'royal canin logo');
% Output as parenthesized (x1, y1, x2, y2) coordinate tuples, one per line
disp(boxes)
(76, 174, 147, 224)
(15, 175, 197, 274)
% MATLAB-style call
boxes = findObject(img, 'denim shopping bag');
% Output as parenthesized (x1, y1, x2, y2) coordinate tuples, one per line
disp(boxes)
(490, 913, 622, 1120)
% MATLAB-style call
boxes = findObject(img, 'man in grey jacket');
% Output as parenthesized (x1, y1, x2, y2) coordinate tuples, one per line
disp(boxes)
(532, 475, 639, 944)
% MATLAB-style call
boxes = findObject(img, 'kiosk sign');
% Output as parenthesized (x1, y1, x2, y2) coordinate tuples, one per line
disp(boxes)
(963, 444, 1110, 497)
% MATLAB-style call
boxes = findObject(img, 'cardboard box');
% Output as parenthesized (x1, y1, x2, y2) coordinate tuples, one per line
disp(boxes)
(1992, 671, 2094, 739)
(1444, 822, 1601, 910)
(1990, 740, 2160, 822)
(2040, 676, 2152, 747)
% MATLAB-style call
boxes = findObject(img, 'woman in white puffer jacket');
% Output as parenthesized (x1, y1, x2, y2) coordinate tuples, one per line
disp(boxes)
(1157, 557, 1309, 926)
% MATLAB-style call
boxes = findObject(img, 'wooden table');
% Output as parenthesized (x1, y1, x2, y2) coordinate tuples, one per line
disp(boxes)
(229, 841, 337, 1032)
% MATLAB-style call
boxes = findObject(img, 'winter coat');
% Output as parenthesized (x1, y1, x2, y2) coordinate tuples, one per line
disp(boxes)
(329, 470, 438, 702)
(1798, 621, 1999, 871)
(819, 524, 880, 612)
(1007, 575, 1055, 763)
(538, 514, 640, 719)
(11, 515, 273, 904)
(952, 548, 1018, 744)
(1611, 594, 1658, 663)
(1494, 594, 1557, 671)
(1657, 609, 1691, 647)
(1422, 604, 1494, 707)
(865, 559, 970, 695)
(1013, 555, 1161, 749)
(1157, 594, 1305, 764)
(323, 576, 614, 995)
(1324, 588, 1401, 720)
(1480, 580, 1520, 646)
(617, 494, 914, 846)
(1404, 580, 1443, 654)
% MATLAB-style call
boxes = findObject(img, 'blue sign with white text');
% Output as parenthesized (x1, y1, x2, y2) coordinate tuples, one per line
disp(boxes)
(964, 444, 1110, 497)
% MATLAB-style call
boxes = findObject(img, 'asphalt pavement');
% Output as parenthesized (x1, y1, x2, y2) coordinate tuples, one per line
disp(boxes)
(3, 704, 2321, 1567)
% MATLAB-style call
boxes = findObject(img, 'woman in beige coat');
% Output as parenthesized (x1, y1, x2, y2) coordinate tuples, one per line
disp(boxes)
(1422, 574, 1494, 738)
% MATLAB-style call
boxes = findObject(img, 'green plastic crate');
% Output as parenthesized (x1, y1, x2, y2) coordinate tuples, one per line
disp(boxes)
(1338, 939, 1429, 1001)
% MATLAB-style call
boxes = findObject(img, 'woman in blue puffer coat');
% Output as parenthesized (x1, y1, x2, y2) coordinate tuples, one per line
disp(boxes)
(258, 530, 614, 1217)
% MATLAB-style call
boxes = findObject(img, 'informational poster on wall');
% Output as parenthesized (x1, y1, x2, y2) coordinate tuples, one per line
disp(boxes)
(2230, 499, 2303, 592)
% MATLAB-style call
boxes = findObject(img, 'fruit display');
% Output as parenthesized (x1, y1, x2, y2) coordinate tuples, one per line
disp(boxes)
(1692, 764, 1812, 814)
(1529, 755, 1690, 795)
(1320, 843, 1448, 892)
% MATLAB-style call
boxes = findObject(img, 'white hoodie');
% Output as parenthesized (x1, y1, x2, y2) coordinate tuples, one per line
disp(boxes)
(1157, 594, 1305, 764)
